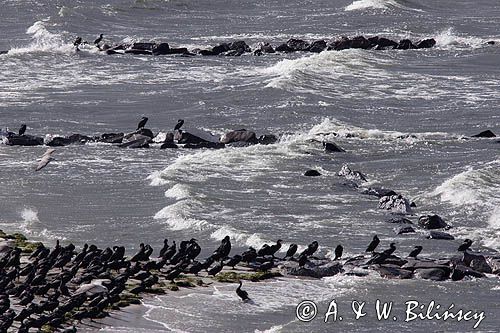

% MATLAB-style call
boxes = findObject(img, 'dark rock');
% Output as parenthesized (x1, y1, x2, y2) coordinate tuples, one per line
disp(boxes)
(452, 264, 486, 280)
(184, 142, 225, 149)
(337, 164, 367, 182)
(387, 217, 413, 224)
(124, 128, 154, 141)
(152, 43, 170, 55)
(373, 264, 413, 279)
(471, 130, 496, 138)
(328, 37, 351, 51)
(415, 268, 448, 281)
(275, 43, 294, 53)
(131, 43, 155, 51)
(418, 214, 447, 229)
(160, 142, 178, 149)
(0, 50, 8, 55)
(45, 134, 92, 146)
(463, 252, 492, 273)
(258, 134, 278, 145)
(416, 38, 436, 49)
(229, 41, 251, 53)
(212, 43, 231, 55)
(426, 231, 454, 240)
(153, 132, 174, 143)
(367, 36, 379, 47)
(175, 129, 219, 144)
(118, 137, 150, 148)
(255, 42, 275, 54)
(304, 170, 321, 177)
(125, 49, 152, 55)
(396, 39, 417, 50)
(323, 141, 345, 152)
(226, 141, 254, 148)
(286, 38, 310, 51)
(395, 226, 415, 235)
(379, 195, 413, 215)
(168, 47, 189, 55)
(362, 187, 399, 198)
(486, 41, 495, 45)
(280, 260, 343, 278)
(374, 37, 398, 49)
(402, 260, 452, 275)
(308, 40, 327, 53)
(5, 134, 44, 146)
(350, 36, 371, 49)
(220, 129, 258, 144)
(198, 49, 217, 56)
(98, 133, 124, 144)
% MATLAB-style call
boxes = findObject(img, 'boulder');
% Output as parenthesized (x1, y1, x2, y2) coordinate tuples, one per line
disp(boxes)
(5, 134, 43, 146)
(175, 128, 219, 144)
(308, 40, 327, 53)
(212, 43, 230, 55)
(304, 170, 321, 177)
(183, 142, 225, 149)
(229, 41, 251, 53)
(286, 38, 310, 51)
(386, 217, 413, 224)
(418, 214, 447, 229)
(337, 164, 367, 182)
(168, 47, 189, 55)
(374, 37, 398, 49)
(395, 226, 415, 235)
(402, 260, 452, 275)
(160, 142, 178, 149)
(220, 129, 258, 144)
(471, 130, 496, 138)
(426, 231, 454, 240)
(198, 49, 217, 56)
(378, 195, 413, 215)
(125, 49, 152, 55)
(152, 132, 174, 144)
(45, 134, 92, 146)
(280, 260, 343, 278)
(373, 264, 413, 279)
(275, 43, 294, 53)
(416, 38, 436, 49)
(125, 129, 154, 140)
(258, 134, 278, 145)
(322, 141, 345, 152)
(328, 37, 351, 51)
(463, 252, 492, 273)
(396, 39, 417, 50)
(131, 43, 155, 51)
(255, 42, 275, 54)
(118, 137, 150, 148)
(152, 43, 170, 55)
(97, 133, 124, 144)
(451, 264, 485, 280)
(415, 268, 448, 281)
(350, 36, 371, 49)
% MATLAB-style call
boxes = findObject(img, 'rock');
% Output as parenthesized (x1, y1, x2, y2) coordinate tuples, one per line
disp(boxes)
(362, 187, 398, 198)
(322, 141, 345, 152)
(275, 43, 294, 53)
(5, 134, 44, 146)
(124, 128, 154, 140)
(255, 42, 275, 54)
(451, 264, 486, 280)
(486, 257, 500, 274)
(387, 217, 413, 224)
(168, 47, 189, 55)
(374, 37, 398, 49)
(415, 268, 448, 281)
(308, 40, 327, 53)
(229, 40, 251, 53)
(226, 141, 254, 148)
(280, 260, 343, 278)
(337, 164, 367, 182)
(152, 43, 170, 55)
(198, 49, 217, 56)
(286, 38, 310, 51)
(373, 264, 413, 279)
(118, 137, 150, 148)
(211, 43, 230, 55)
(304, 170, 321, 177)
(378, 195, 413, 215)
(45, 134, 92, 146)
(183, 142, 225, 149)
(402, 260, 452, 275)
(152, 132, 174, 144)
(471, 130, 496, 138)
(258, 134, 278, 145)
(396, 39, 417, 50)
(418, 214, 448, 229)
(98, 133, 124, 144)
(131, 43, 155, 51)
(426, 231, 454, 240)
(416, 38, 436, 49)
(395, 226, 415, 235)
(463, 252, 492, 273)
(328, 37, 351, 51)
(125, 49, 152, 55)
(159, 142, 178, 149)
(486, 41, 495, 45)
(220, 129, 258, 144)
(350, 36, 371, 49)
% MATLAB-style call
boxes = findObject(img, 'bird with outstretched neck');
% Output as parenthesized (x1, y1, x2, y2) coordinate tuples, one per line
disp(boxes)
(236, 281, 250, 301)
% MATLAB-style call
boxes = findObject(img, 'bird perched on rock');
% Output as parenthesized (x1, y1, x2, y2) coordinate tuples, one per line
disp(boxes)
(408, 245, 423, 258)
(300, 241, 318, 257)
(35, 148, 56, 171)
(365, 235, 380, 253)
(174, 119, 184, 131)
(94, 34, 103, 45)
(18, 124, 26, 136)
(269, 239, 282, 258)
(382, 242, 396, 256)
(334, 244, 343, 260)
(137, 116, 148, 130)
(458, 239, 473, 252)
(236, 280, 250, 301)
(283, 243, 297, 260)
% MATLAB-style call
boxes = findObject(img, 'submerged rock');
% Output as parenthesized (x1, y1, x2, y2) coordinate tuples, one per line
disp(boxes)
(373, 264, 413, 279)
(426, 231, 454, 240)
(5, 134, 43, 146)
(418, 214, 448, 229)
(471, 130, 496, 138)
(395, 226, 415, 235)
(337, 164, 367, 182)
(97, 132, 124, 143)
(322, 141, 345, 152)
(362, 187, 398, 198)
(280, 260, 343, 278)
(304, 169, 321, 177)
(415, 268, 449, 281)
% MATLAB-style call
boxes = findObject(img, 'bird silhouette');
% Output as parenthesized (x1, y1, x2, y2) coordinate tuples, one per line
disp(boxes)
(35, 149, 56, 171)
(458, 239, 473, 252)
(408, 246, 422, 258)
(94, 34, 103, 45)
(137, 117, 148, 130)
(365, 235, 380, 253)
(174, 119, 184, 131)
(18, 124, 27, 136)
(236, 280, 250, 301)
(334, 244, 343, 260)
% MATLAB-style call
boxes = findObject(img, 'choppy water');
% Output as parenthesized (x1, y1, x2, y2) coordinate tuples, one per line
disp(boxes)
(1, 0, 499, 332)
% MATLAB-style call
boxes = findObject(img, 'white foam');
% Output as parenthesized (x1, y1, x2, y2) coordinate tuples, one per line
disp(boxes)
(153, 200, 208, 231)
(345, 0, 421, 11)
(21, 207, 39, 223)
(164, 184, 191, 200)
(434, 28, 487, 50)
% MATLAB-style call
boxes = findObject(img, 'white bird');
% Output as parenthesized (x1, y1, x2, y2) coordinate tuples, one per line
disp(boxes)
(35, 148, 56, 171)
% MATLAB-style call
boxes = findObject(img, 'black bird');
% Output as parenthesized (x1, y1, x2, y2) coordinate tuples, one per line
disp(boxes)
(207, 261, 224, 276)
(174, 119, 184, 131)
(334, 244, 343, 260)
(159, 239, 169, 258)
(18, 124, 27, 136)
(458, 239, 473, 252)
(130, 243, 146, 262)
(225, 255, 242, 269)
(241, 247, 257, 263)
(408, 246, 423, 259)
(257, 260, 274, 271)
(382, 243, 396, 256)
(94, 34, 103, 45)
(268, 239, 283, 258)
(137, 116, 148, 130)
(283, 243, 298, 260)
(365, 235, 380, 253)
(236, 281, 250, 301)
(257, 244, 271, 257)
(73, 37, 82, 47)
(300, 241, 319, 257)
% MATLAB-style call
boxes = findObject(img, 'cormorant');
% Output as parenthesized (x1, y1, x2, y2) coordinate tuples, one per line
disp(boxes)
(408, 245, 423, 258)
(18, 124, 26, 136)
(174, 119, 184, 131)
(236, 281, 250, 301)
(268, 239, 282, 258)
(94, 34, 103, 45)
(382, 243, 396, 256)
(298, 254, 307, 267)
(334, 244, 343, 260)
(458, 239, 473, 252)
(137, 117, 148, 130)
(365, 235, 380, 253)
(283, 243, 298, 260)
(300, 241, 318, 257)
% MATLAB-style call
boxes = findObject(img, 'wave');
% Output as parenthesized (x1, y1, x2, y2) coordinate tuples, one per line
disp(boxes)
(16, 207, 66, 241)
(433, 28, 489, 50)
(345, 0, 422, 12)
